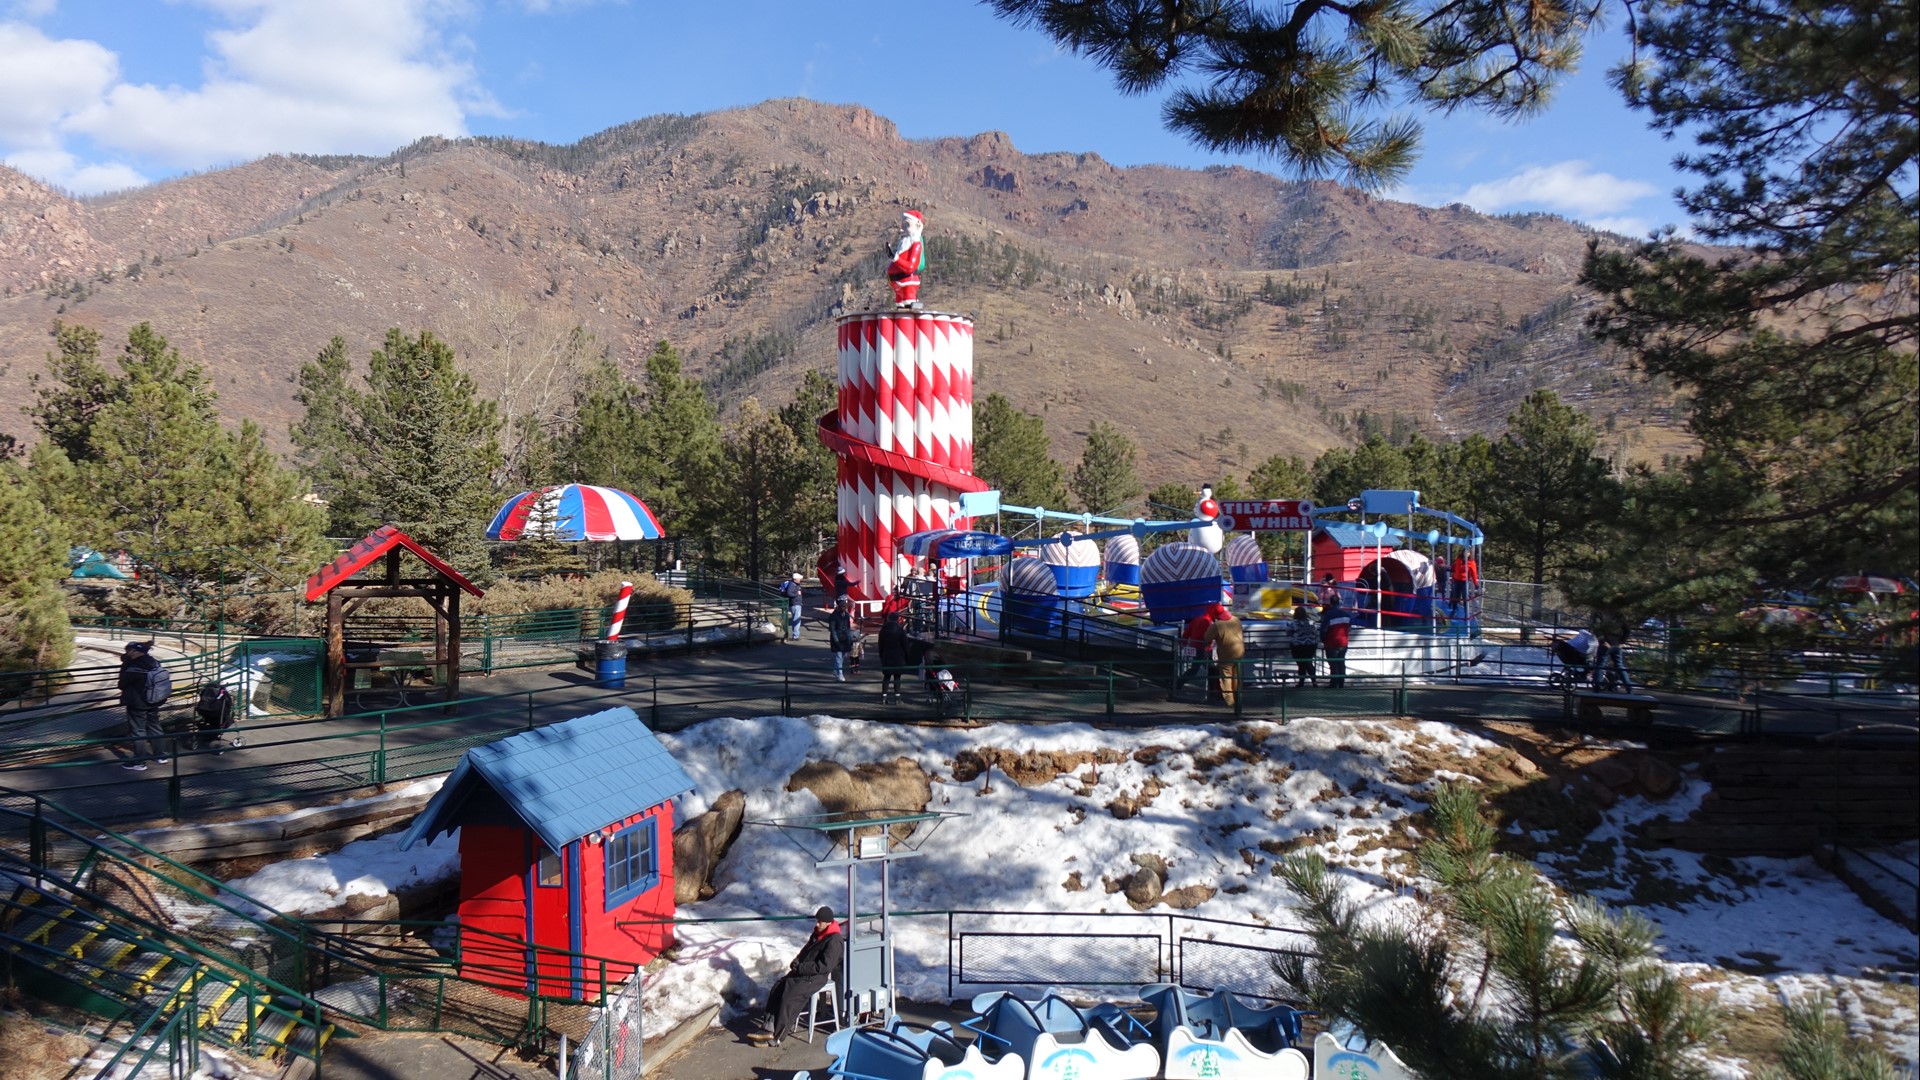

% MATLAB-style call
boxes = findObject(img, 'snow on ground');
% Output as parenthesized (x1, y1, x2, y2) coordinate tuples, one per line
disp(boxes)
(195, 711, 1916, 1072)
(217, 778, 457, 918)
(635, 713, 1918, 1073)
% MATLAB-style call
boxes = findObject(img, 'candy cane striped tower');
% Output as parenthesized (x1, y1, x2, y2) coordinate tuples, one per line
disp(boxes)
(818, 310, 987, 603)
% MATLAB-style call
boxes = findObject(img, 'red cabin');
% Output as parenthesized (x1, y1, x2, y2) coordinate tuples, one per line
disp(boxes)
(1312, 522, 1396, 584)
(400, 706, 693, 999)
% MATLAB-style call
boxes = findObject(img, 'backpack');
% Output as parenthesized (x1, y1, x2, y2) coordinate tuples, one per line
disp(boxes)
(141, 664, 173, 707)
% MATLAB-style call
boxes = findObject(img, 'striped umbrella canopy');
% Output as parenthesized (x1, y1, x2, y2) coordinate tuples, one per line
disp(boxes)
(487, 485, 664, 542)
(1000, 556, 1060, 595)
(895, 529, 1014, 559)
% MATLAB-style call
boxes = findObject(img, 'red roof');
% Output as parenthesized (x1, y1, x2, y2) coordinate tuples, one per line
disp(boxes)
(303, 525, 485, 602)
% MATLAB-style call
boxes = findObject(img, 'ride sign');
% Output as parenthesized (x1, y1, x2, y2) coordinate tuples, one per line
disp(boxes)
(1215, 499, 1314, 531)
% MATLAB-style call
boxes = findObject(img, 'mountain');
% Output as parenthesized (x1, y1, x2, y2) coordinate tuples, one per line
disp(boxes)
(0, 99, 1685, 484)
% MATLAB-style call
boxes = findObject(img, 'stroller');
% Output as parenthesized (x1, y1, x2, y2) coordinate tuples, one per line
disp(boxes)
(1548, 637, 1594, 691)
(187, 682, 243, 752)
(919, 653, 968, 718)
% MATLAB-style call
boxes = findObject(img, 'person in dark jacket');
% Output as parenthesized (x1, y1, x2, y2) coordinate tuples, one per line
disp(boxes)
(116, 641, 169, 771)
(877, 612, 910, 702)
(1288, 605, 1319, 687)
(748, 906, 846, 1046)
(827, 596, 857, 682)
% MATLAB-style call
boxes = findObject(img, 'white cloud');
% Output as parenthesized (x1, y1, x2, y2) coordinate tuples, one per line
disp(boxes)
(1454, 161, 1660, 217)
(0, 22, 118, 145)
(1, 1, 501, 190)
(66, 0, 490, 166)
(7, 0, 60, 18)
(4, 147, 147, 194)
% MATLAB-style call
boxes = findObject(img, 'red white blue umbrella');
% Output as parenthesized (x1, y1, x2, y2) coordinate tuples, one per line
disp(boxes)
(487, 485, 664, 542)
(895, 529, 1014, 559)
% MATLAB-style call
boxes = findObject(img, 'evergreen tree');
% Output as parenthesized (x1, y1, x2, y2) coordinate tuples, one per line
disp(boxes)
(771, 368, 840, 565)
(1246, 454, 1312, 500)
(1311, 434, 1412, 505)
(720, 399, 808, 580)
(288, 334, 357, 533)
(559, 357, 641, 487)
(0, 461, 74, 673)
(341, 329, 503, 571)
(1482, 391, 1619, 596)
(974, 393, 1069, 508)
(27, 323, 326, 582)
(1276, 785, 1721, 1079)
(1069, 421, 1142, 515)
(985, 0, 1600, 187)
(28, 321, 117, 459)
(631, 342, 723, 554)
(1579, 0, 1918, 639)
(1756, 994, 1900, 1080)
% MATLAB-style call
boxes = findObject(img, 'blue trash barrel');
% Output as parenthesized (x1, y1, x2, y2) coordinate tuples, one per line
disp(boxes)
(594, 639, 628, 688)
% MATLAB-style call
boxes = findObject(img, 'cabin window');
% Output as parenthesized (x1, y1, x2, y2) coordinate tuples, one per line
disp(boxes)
(604, 819, 659, 906)
(537, 846, 563, 887)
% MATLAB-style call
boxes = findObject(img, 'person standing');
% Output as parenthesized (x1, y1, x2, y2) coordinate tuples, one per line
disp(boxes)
(1204, 605, 1246, 708)
(116, 641, 171, 771)
(1321, 597, 1353, 689)
(827, 597, 857, 682)
(1288, 605, 1319, 687)
(1174, 604, 1220, 695)
(877, 611, 910, 703)
(780, 572, 805, 642)
(747, 906, 846, 1047)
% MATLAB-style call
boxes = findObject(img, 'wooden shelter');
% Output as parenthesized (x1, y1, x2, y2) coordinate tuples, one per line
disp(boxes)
(303, 525, 484, 716)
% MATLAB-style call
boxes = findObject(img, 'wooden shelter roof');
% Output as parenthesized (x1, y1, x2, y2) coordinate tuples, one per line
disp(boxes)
(303, 524, 485, 602)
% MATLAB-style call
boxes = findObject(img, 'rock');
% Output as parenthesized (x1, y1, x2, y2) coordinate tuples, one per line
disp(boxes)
(1587, 756, 1637, 790)
(672, 790, 745, 903)
(1123, 867, 1162, 908)
(1160, 884, 1215, 910)
(1569, 774, 1618, 809)
(1637, 757, 1682, 799)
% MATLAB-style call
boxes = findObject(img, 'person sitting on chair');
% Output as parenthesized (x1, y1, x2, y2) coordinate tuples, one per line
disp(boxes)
(748, 906, 845, 1047)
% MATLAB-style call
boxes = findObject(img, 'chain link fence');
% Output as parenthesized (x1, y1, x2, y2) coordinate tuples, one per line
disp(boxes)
(572, 969, 645, 1080)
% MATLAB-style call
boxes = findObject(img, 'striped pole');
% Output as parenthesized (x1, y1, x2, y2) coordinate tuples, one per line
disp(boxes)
(607, 581, 634, 640)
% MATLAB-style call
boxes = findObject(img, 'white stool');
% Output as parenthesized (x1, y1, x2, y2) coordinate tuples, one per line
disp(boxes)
(805, 981, 840, 1043)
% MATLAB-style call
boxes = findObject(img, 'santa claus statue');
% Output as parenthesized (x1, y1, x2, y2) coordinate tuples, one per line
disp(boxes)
(1189, 484, 1224, 554)
(888, 209, 925, 308)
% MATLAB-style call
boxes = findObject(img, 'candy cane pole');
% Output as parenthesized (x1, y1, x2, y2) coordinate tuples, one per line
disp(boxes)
(607, 581, 634, 639)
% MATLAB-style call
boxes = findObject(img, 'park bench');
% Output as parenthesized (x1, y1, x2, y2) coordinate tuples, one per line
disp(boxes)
(1574, 690, 1659, 726)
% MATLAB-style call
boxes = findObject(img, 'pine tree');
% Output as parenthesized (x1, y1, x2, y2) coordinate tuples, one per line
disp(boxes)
(1310, 434, 1412, 506)
(974, 393, 1069, 509)
(28, 321, 117, 459)
(341, 329, 503, 571)
(1578, 0, 1917, 645)
(1482, 391, 1619, 597)
(27, 323, 326, 583)
(289, 334, 357, 533)
(1069, 421, 1142, 516)
(629, 341, 723, 547)
(0, 461, 73, 674)
(984, 0, 1601, 187)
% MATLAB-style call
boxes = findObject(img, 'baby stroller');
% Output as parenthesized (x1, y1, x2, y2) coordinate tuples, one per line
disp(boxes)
(1547, 638, 1593, 692)
(188, 682, 243, 752)
(921, 662, 968, 718)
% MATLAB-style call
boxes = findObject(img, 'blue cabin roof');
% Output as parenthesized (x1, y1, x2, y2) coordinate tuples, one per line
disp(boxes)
(400, 706, 694, 853)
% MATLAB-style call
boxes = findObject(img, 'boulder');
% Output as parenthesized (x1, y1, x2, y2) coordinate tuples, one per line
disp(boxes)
(1586, 756, 1637, 790)
(1637, 757, 1682, 799)
(672, 790, 745, 903)
(1160, 884, 1216, 910)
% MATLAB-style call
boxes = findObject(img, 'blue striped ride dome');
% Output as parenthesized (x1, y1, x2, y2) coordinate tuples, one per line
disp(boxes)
(1041, 532, 1101, 567)
(1142, 542, 1221, 584)
(1000, 556, 1060, 595)
(1103, 534, 1140, 567)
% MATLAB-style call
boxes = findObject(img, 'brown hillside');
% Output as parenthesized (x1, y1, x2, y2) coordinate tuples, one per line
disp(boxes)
(0, 99, 1684, 483)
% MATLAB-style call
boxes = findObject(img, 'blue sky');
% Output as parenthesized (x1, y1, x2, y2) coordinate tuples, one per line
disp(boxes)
(0, 1, 1689, 236)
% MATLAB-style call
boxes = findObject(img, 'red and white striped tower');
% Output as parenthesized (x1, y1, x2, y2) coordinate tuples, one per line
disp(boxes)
(818, 311, 986, 603)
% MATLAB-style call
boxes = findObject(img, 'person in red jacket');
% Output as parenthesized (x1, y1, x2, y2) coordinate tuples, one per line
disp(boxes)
(1321, 596, 1353, 689)
(1174, 604, 1222, 695)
